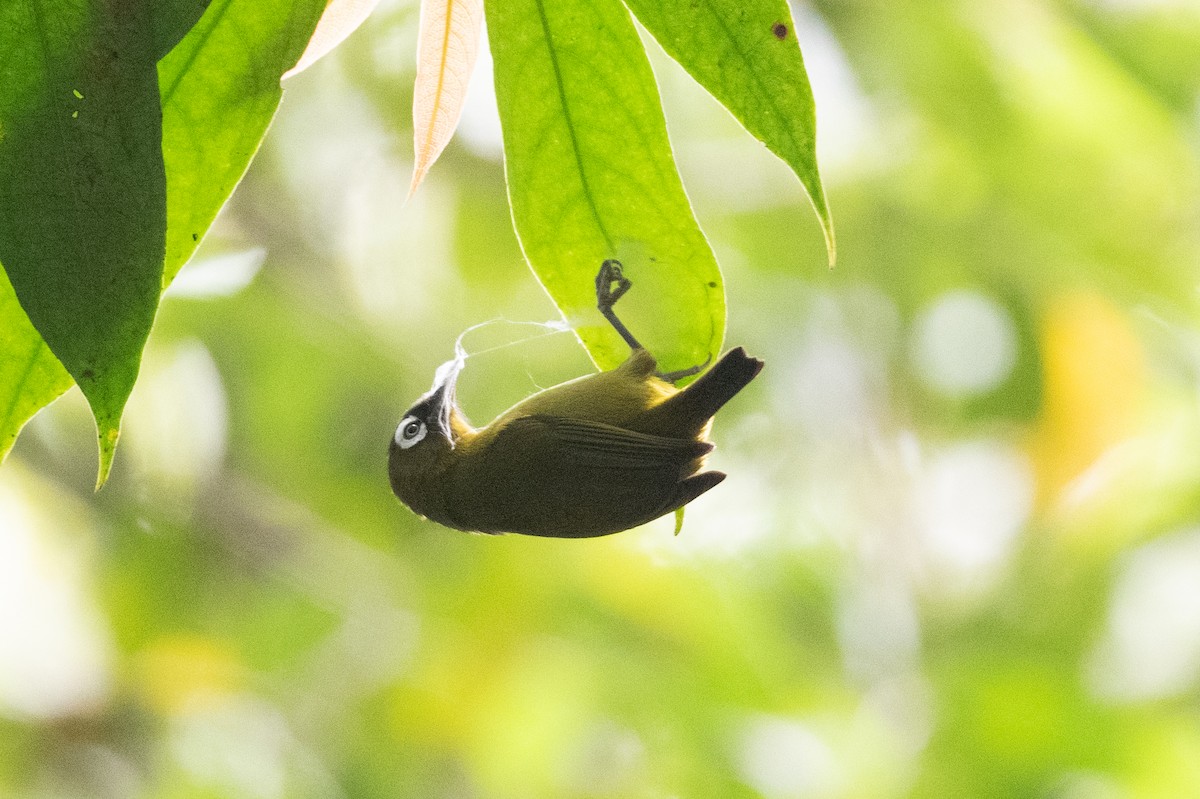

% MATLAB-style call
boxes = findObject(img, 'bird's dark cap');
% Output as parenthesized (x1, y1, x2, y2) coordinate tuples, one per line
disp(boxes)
(405, 352, 464, 446)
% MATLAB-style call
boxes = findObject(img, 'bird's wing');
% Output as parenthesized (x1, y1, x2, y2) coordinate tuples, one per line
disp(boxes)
(448, 415, 713, 536)
(502, 415, 712, 471)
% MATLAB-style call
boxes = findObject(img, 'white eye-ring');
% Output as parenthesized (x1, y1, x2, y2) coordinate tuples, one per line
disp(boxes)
(394, 416, 427, 449)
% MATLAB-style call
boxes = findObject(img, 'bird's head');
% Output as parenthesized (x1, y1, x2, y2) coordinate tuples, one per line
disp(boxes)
(387, 356, 471, 517)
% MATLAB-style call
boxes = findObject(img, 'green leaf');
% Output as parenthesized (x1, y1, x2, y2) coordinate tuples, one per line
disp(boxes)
(0, 270, 72, 462)
(158, 0, 329, 286)
(152, 0, 213, 60)
(486, 0, 725, 375)
(0, 0, 213, 470)
(0, 0, 329, 477)
(623, 0, 835, 263)
(0, 0, 168, 486)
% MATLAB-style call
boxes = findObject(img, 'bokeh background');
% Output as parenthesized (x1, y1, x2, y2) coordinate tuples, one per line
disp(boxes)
(4, 0, 1200, 796)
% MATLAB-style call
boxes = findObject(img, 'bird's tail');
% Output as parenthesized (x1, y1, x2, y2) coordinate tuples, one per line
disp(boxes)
(643, 347, 763, 434)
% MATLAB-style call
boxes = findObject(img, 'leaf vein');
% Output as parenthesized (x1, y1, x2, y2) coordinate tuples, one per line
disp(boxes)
(532, 0, 614, 252)
(160, 0, 234, 106)
(0, 339, 52, 436)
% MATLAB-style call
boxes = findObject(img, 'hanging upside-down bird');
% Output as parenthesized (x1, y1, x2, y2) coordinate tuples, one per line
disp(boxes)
(387, 260, 763, 538)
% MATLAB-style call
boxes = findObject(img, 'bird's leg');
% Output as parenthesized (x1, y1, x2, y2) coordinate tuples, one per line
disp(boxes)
(596, 260, 644, 352)
(595, 259, 709, 382)
(657, 356, 709, 383)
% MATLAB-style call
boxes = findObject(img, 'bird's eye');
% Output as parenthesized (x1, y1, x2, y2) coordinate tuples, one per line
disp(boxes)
(394, 416, 427, 449)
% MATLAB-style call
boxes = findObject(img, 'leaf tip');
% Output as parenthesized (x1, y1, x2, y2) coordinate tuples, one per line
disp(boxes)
(94, 422, 120, 491)
(823, 219, 837, 269)
(283, 0, 383, 81)
(806, 184, 836, 268)
(406, 164, 430, 203)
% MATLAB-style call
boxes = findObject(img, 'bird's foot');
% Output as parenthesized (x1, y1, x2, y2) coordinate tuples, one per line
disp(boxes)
(595, 259, 643, 352)
(596, 260, 632, 310)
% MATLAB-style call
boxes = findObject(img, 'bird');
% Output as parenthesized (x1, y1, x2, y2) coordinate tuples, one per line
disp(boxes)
(387, 260, 763, 538)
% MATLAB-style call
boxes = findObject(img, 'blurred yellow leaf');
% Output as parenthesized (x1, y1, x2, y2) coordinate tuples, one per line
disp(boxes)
(283, 0, 382, 80)
(409, 0, 483, 196)
(1028, 292, 1145, 502)
(135, 635, 244, 714)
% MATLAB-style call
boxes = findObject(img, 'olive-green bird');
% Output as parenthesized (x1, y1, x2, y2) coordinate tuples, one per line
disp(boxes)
(388, 260, 763, 538)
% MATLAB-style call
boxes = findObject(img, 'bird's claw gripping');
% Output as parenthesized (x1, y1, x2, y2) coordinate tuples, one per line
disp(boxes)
(596, 259, 632, 309)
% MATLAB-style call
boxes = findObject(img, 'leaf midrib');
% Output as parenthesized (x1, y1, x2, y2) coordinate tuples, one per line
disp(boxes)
(532, 0, 614, 252)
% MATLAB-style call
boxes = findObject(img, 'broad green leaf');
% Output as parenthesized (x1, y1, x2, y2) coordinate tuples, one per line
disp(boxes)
(152, 0, 213, 60)
(0, 0, 167, 486)
(486, 0, 724, 375)
(159, 0, 330, 286)
(0, 0, 329, 477)
(410, 0, 484, 196)
(623, 0, 835, 263)
(0, 0, 211, 471)
(0, 271, 72, 462)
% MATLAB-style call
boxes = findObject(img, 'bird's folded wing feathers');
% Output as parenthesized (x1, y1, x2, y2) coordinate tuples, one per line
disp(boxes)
(502, 415, 711, 471)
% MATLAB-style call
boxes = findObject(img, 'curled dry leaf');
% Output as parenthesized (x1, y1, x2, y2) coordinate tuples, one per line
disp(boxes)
(284, 0, 382, 80)
(409, 0, 484, 197)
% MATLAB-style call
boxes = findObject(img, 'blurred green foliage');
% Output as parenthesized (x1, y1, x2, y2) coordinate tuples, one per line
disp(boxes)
(3, 0, 1200, 797)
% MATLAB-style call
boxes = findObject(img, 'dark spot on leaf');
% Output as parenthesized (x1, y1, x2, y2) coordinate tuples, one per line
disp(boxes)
(192, 232, 199, 241)
(708, 281, 718, 288)
(82, 369, 95, 380)
(772, 22, 788, 40)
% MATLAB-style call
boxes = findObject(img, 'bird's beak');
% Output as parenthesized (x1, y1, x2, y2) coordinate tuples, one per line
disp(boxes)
(427, 353, 464, 446)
